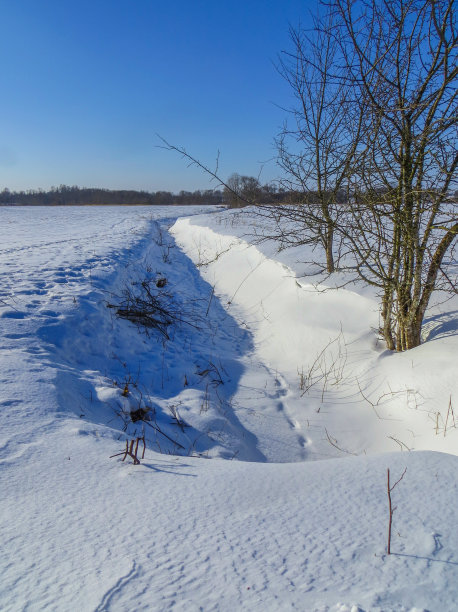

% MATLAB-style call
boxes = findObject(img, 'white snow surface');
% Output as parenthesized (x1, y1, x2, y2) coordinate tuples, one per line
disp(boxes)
(1, 205, 457, 611)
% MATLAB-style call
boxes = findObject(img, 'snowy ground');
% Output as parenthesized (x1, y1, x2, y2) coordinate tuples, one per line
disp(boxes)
(1, 205, 457, 611)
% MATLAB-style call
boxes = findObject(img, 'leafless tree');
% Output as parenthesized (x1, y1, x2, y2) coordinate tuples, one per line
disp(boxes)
(271, 1, 457, 347)
(331, 0, 458, 350)
(268, 15, 366, 273)
(223, 173, 262, 208)
(158, 1, 457, 352)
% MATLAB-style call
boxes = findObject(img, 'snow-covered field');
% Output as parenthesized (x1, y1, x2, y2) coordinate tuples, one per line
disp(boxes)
(1, 205, 457, 611)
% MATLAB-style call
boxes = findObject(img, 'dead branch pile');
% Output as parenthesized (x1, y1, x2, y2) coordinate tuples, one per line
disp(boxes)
(107, 279, 200, 340)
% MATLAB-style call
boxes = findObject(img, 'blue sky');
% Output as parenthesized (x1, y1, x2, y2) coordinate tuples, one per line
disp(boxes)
(0, 0, 315, 192)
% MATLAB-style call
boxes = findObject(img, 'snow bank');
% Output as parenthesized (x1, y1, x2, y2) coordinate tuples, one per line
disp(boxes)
(172, 212, 458, 459)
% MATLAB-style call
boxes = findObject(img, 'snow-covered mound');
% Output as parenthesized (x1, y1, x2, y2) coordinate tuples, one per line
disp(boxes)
(1, 205, 457, 611)
(172, 212, 458, 459)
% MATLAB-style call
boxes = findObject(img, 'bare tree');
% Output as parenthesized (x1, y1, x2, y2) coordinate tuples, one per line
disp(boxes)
(271, 0, 457, 349)
(265, 15, 367, 273)
(332, 0, 458, 350)
(158, 1, 457, 352)
(223, 173, 262, 208)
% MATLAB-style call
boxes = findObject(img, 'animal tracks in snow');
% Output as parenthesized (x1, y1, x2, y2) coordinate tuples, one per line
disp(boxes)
(229, 365, 310, 462)
(274, 373, 311, 457)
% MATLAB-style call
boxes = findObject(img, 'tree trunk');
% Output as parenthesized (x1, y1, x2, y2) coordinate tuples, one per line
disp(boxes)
(381, 287, 396, 350)
(325, 226, 335, 273)
(396, 317, 422, 351)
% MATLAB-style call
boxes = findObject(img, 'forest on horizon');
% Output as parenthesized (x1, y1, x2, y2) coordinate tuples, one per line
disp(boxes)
(0, 185, 224, 207)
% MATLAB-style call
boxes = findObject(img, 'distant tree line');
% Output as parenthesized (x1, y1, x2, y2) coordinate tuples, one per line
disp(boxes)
(222, 174, 293, 208)
(0, 185, 225, 207)
(0, 181, 312, 208)
(222, 172, 357, 208)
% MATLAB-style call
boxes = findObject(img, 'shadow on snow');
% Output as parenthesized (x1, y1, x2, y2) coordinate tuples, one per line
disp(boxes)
(35, 216, 266, 462)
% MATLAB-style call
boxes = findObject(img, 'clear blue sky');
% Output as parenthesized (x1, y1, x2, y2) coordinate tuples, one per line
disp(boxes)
(0, 0, 315, 193)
